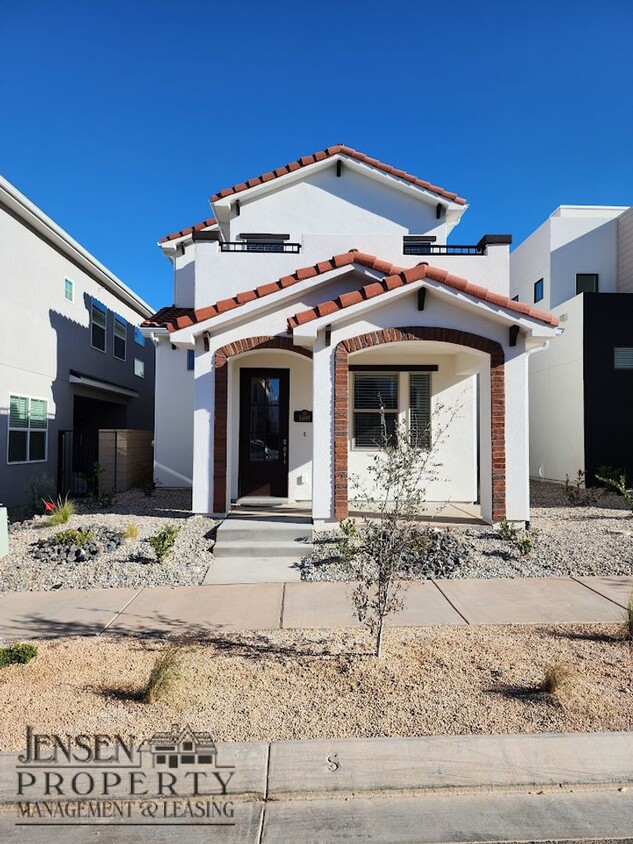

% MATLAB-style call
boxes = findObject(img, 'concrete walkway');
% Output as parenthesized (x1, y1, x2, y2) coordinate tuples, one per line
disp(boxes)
(1, 732, 632, 841)
(0, 575, 631, 641)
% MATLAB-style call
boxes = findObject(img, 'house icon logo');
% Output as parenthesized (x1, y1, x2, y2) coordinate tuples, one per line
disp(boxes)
(144, 723, 220, 770)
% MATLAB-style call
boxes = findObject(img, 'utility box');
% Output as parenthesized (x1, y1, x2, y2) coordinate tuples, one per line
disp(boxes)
(0, 506, 8, 559)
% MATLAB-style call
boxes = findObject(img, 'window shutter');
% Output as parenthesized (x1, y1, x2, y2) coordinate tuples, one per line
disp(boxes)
(410, 374, 431, 448)
(29, 399, 48, 429)
(10, 395, 28, 428)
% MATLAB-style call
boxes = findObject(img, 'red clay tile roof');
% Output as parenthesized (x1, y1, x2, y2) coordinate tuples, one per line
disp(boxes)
(160, 217, 217, 244)
(287, 259, 560, 329)
(142, 251, 559, 334)
(210, 145, 467, 206)
(141, 305, 196, 331)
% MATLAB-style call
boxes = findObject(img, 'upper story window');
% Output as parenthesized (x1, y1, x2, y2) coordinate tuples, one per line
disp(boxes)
(187, 350, 195, 371)
(134, 326, 146, 347)
(576, 273, 599, 294)
(614, 348, 633, 369)
(113, 316, 127, 361)
(134, 358, 145, 378)
(64, 278, 74, 302)
(91, 299, 107, 352)
(352, 371, 432, 450)
(8, 395, 48, 463)
(534, 279, 544, 303)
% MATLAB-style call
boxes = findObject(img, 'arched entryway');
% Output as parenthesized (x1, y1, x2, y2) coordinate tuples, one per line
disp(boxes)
(333, 327, 506, 521)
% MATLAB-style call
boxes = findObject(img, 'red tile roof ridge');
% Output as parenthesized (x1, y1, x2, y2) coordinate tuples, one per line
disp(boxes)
(209, 145, 467, 206)
(160, 217, 218, 244)
(141, 252, 560, 334)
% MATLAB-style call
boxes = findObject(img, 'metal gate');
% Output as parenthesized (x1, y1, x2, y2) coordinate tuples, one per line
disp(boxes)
(57, 429, 99, 496)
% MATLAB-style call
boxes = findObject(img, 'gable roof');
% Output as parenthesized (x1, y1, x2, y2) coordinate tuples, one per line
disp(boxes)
(141, 251, 559, 334)
(288, 262, 560, 329)
(210, 144, 467, 206)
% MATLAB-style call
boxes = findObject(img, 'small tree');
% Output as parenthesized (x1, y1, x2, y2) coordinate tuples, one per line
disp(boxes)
(338, 402, 458, 658)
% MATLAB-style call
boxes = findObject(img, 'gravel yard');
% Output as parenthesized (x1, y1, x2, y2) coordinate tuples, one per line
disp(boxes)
(0, 624, 630, 750)
(1, 489, 216, 592)
(300, 480, 633, 581)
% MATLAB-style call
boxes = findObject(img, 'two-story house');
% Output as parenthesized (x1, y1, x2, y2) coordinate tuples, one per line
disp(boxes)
(0, 176, 155, 507)
(510, 205, 633, 484)
(143, 145, 560, 528)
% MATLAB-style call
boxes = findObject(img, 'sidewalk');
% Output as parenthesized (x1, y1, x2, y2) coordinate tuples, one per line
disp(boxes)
(1, 732, 632, 841)
(0, 575, 631, 641)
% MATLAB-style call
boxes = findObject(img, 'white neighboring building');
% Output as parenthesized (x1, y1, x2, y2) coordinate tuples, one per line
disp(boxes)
(0, 177, 155, 507)
(510, 205, 633, 484)
(143, 145, 560, 527)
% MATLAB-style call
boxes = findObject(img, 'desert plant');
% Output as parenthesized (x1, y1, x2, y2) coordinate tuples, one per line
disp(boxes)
(0, 643, 38, 668)
(565, 470, 600, 506)
(25, 475, 57, 514)
(541, 662, 577, 698)
(498, 519, 518, 542)
(514, 532, 534, 557)
(88, 462, 105, 499)
(338, 404, 458, 658)
(148, 525, 180, 563)
(595, 466, 633, 514)
(44, 494, 75, 526)
(53, 527, 94, 547)
(123, 522, 139, 541)
(142, 645, 183, 703)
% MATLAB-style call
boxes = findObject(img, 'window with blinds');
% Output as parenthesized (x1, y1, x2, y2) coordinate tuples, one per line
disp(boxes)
(410, 374, 431, 449)
(352, 372, 432, 450)
(353, 374, 398, 448)
(8, 395, 48, 463)
(614, 347, 633, 369)
(113, 316, 127, 360)
(91, 299, 107, 352)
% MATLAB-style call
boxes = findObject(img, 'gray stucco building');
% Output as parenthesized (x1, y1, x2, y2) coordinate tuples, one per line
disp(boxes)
(0, 176, 155, 507)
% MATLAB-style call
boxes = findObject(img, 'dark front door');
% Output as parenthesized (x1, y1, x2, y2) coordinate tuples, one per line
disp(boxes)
(239, 368, 289, 497)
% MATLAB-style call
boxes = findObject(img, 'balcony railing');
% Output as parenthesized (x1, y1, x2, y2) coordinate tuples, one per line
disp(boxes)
(220, 241, 301, 253)
(403, 244, 484, 256)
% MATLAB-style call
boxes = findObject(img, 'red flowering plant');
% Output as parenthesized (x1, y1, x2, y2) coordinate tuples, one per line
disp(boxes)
(41, 494, 74, 525)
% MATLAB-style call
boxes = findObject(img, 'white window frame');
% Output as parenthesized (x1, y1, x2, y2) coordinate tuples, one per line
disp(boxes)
(350, 371, 432, 451)
(134, 358, 145, 378)
(113, 315, 127, 361)
(90, 299, 107, 353)
(7, 394, 49, 465)
(64, 277, 74, 303)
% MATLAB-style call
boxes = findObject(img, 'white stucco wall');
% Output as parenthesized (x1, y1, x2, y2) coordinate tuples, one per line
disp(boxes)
(527, 294, 584, 481)
(153, 339, 194, 487)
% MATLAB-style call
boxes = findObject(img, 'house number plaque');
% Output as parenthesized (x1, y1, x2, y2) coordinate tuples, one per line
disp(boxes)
(293, 409, 312, 423)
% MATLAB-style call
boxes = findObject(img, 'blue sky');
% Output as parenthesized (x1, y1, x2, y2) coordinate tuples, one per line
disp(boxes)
(1, 0, 632, 311)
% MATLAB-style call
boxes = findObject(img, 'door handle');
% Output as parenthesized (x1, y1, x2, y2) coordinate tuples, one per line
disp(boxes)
(282, 438, 287, 465)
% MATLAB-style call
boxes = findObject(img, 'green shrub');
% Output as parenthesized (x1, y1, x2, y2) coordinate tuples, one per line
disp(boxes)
(53, 528, 94, 548)
(139, 474, 162, 497)
(498, 520, 518, 542)
(45, 494, 75, 526)
(595, 466, 633, 514)
(148, 525, 180, 563)
(0, 643, 38, 668)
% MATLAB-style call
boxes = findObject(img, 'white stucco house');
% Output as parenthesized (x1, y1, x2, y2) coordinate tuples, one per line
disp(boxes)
(143, 145, 560, 527)
(510, 205, 633, 484)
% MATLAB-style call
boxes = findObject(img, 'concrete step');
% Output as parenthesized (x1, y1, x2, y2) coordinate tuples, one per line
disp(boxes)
(204, 557, 303, 583)
(219, 519, 313, 544)
(213, 540, 312, 559)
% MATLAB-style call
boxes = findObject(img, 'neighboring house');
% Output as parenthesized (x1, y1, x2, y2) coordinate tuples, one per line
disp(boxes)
(510, 205, 633, 484)
(0, 176, 155, 507)
(143, 145, 560, 527)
